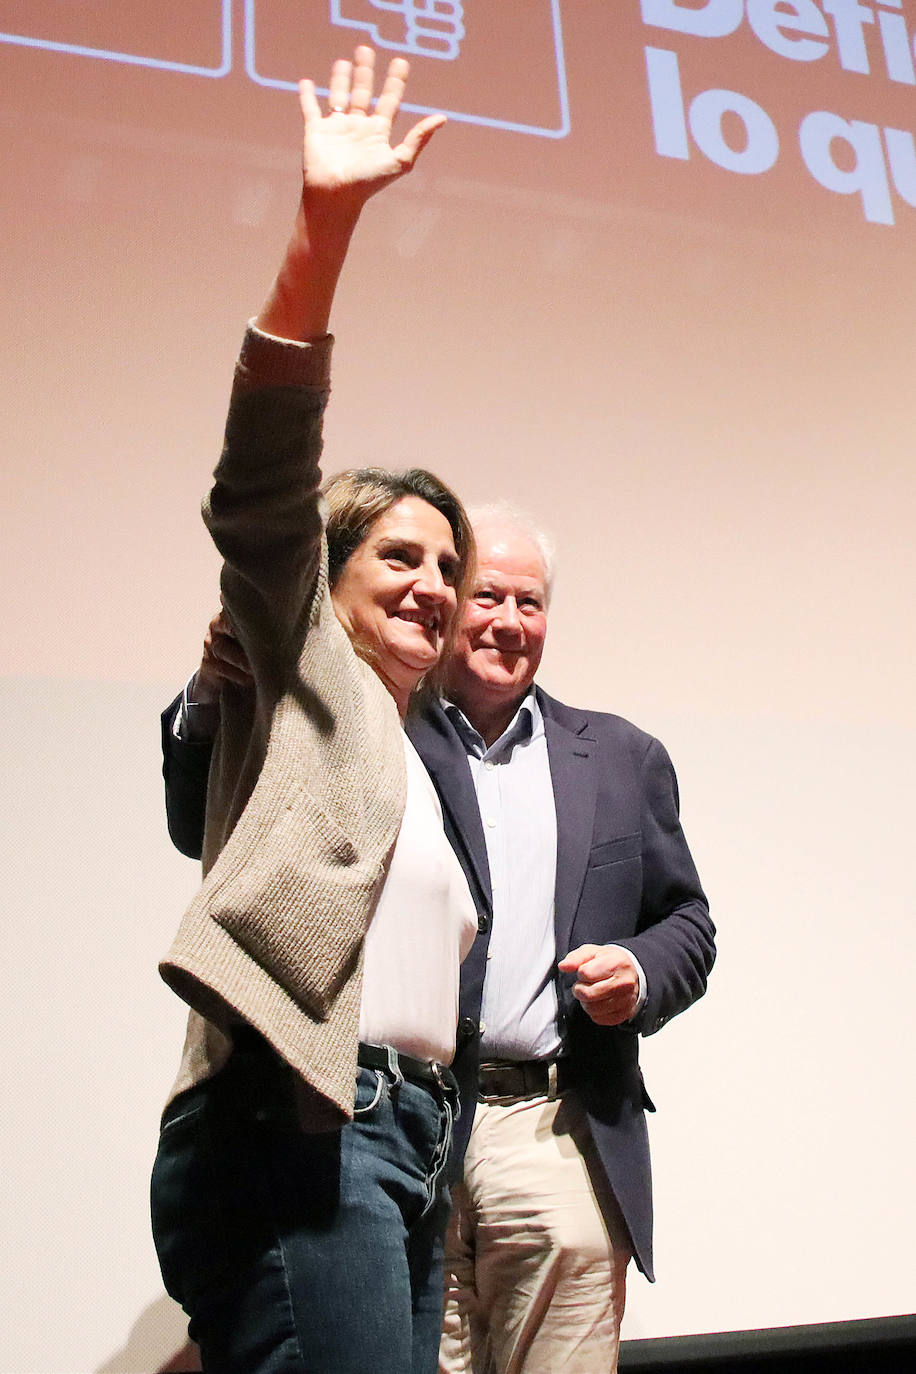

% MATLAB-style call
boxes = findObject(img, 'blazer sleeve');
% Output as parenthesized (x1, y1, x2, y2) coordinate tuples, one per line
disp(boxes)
(160, 693, 213, 861)
(615, 737, 716, 1037)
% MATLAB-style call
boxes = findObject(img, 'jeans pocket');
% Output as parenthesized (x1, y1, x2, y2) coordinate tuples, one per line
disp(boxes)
(151, 1097, 232, 1313)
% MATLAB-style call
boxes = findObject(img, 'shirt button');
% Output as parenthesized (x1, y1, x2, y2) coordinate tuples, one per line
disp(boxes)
(484, 761, 496, 771)
(479, 1021, 487, 1035)
(486, 818, 496, 828)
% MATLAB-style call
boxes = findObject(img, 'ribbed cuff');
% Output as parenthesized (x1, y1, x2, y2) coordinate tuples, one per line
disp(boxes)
(235, 322, 333, 392)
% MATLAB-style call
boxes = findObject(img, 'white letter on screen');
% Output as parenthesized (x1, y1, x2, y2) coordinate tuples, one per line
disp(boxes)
(689, 88, 780, 173)
(877, 7, 916, 84)
(746, 0, 830, 60)
(640, 0, 744, 39)
(884, 127, 916, 206)
(799, 111, 894, 223)
(645, 47, 690, 158)
(821, 0, 876, 74)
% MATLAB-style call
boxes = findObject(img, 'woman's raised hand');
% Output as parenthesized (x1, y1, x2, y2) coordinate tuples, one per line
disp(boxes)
(256, 46, 444, 341)
(299, 46, 445, 205)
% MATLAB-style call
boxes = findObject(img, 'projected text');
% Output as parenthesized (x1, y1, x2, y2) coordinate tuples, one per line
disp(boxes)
(642, 0, 916, 225)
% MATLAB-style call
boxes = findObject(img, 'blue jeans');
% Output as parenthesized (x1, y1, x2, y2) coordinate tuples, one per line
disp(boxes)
(151, 1040, 456, 1374)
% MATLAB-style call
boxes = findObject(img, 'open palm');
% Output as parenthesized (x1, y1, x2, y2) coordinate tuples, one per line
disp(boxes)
(300, 46, 445, 200)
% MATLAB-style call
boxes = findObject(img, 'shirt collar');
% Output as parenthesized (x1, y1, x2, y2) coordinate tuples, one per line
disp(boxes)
(443, 687, 542, 760)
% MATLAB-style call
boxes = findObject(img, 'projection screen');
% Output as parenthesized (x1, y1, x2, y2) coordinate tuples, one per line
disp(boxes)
(2, 3, 914, 1369)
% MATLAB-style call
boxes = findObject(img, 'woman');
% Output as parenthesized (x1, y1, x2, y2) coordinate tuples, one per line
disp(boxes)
(151, 48, 476, 1374)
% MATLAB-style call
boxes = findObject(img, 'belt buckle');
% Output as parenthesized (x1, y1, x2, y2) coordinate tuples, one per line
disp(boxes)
(478, 1060, 560, 1103)
(479, 1063, 523, 1102)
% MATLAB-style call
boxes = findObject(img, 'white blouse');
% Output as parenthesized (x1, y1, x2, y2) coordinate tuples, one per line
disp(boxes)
(359, 733, 478, 1064)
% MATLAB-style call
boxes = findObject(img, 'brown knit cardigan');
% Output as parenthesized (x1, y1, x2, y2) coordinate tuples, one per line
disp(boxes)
(160, 327, 407, 1127)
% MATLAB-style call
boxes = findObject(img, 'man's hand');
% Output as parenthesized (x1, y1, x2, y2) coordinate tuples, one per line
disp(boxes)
(558, 945, 641, 1027)
(192, 607, 252, 706)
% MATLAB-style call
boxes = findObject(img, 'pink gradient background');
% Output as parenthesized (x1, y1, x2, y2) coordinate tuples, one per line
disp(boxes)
(2, 5, 914, 1369)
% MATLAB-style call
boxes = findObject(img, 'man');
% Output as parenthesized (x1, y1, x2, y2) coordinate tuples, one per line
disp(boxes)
(161, 503, 715, 1374)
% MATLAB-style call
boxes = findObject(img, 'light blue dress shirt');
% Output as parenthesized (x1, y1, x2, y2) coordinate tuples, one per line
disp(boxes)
(445, 691, 564, 1060)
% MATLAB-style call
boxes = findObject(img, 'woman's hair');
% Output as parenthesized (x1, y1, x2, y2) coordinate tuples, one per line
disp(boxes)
(322, 467, 476, 686)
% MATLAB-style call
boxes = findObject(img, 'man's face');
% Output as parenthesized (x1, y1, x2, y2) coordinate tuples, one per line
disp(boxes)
(446, 521, 549, 711)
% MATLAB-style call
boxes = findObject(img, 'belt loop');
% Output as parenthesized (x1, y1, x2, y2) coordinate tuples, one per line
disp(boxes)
(385, 1044, 404, 1091)
(432, 1060, 461, 1120)
(547, 1060, 558, 1102)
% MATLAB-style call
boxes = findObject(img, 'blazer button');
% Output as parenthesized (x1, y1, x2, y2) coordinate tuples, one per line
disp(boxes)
(477, 914, 490, 933)
(458, 1017, 479, 1040)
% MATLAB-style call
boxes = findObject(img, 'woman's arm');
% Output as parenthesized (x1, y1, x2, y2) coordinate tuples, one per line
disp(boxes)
(203, 47, 445, 680)
(258, 46, 445, 343)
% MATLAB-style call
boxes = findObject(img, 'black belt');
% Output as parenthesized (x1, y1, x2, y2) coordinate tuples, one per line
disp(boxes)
(358, 1042, 458, 1095)
(230, 1027, 458, 1097)
(477, 1058, 575, 1102)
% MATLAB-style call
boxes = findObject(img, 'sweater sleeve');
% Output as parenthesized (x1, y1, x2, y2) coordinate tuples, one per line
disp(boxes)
(198, 326, 334, 868)
(202, 326, 333, 694)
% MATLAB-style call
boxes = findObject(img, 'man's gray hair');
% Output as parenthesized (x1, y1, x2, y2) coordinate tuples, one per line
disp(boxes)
(467, 500, 557, 601)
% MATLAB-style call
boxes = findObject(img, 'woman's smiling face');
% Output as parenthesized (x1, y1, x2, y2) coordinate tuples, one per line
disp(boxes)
(331, 495, 460, 712)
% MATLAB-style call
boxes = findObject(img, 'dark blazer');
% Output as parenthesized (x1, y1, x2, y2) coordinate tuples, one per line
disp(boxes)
(161, 687, 715, 1280)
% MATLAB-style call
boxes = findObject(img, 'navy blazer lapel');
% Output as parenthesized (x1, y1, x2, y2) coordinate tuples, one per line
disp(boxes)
(540, 690, 597, 959)
(407, 702, 493, 914)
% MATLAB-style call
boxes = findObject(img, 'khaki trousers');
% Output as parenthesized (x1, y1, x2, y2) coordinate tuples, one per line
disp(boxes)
(439, 1091, 631, 1374)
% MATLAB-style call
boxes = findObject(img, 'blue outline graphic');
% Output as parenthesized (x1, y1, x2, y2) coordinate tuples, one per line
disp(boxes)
(330, 1, 465, 62)
(0, 1, 233, 78)
(245, 0, 571, 139)
(0, 2, 569, 137)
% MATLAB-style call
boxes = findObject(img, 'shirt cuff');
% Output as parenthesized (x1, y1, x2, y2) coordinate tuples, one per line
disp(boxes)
(173, 675, 220, 742)
(606, 944, 648, 1021)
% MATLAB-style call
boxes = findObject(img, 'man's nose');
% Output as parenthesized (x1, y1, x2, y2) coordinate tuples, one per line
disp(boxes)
(493, 598, 523, 634)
